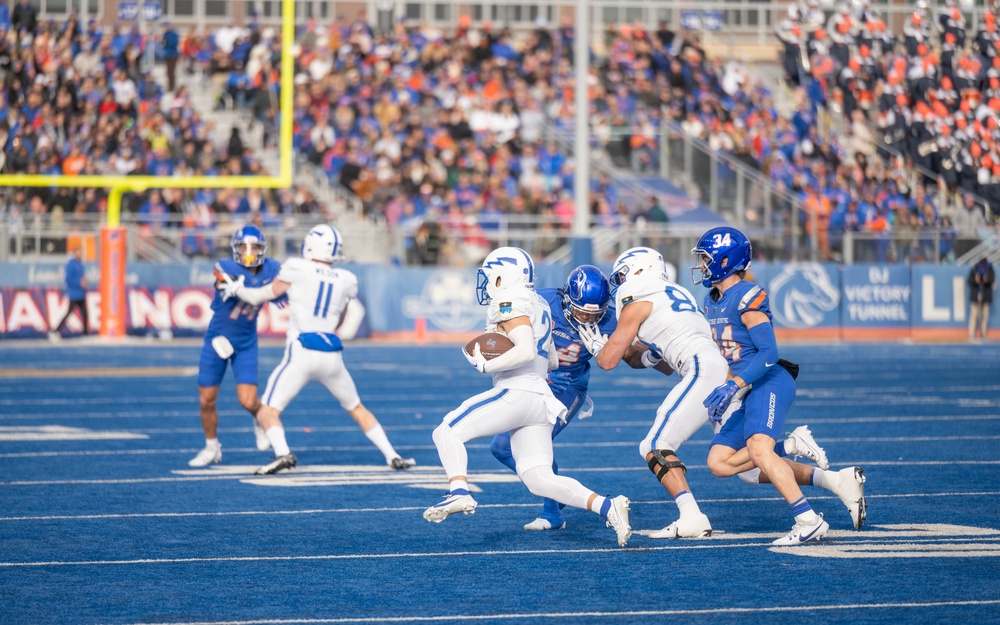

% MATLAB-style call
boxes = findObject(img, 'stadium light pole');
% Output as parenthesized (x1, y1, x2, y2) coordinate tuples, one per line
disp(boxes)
(571, 0, 593, 268)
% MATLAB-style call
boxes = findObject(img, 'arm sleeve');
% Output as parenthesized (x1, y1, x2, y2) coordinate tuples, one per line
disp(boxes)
(276, 259, 302, 284)
(483, 323, 536, 373)
(238, 284, 277, 306)
(736, 321, 780, 386)
(342, 271, 359, 299)
(337, 298, 366, 340)
(548, 343, 560, 371)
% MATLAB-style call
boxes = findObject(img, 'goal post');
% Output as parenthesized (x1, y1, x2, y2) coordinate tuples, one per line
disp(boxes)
(0, 0, 296, 337)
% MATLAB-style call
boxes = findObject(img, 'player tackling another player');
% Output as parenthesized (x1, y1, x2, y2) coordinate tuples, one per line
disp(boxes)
(217, 224, 414, 475)
(490, 264, 672, 531)
(194, 224, 862, 545)
(423, 247, 633, 547)
(691, 227, 867, 544)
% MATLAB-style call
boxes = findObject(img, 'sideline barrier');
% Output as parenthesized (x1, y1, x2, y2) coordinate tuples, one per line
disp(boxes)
(0, 262, 996, 341)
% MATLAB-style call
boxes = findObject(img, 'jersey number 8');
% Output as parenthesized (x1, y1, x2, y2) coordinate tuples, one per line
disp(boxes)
(664, 285, 697, 313)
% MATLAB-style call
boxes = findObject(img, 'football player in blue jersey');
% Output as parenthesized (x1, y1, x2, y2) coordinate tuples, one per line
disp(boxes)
(692, 226, 867, 545)
(189, 224, 288, 467)
(490, 265, 669, 531)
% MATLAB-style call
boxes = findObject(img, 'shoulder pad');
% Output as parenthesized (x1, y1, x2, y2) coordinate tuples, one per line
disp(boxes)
(737, 283, 769, 312)
(283, 257, 309, 271)
(490, 286, 533, 322)
(614, 275, 664, 311)
(217, 257, 240, 275)
(277, 258, 306, 282)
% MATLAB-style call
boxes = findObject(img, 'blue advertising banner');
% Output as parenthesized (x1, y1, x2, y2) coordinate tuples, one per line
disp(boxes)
(840, 265, 910, 327)
(753, 263, 841, 330)
(1, 262, 996, 340)
(702, 10, 723, 31)
(366, 264, 568, 335)
(680, 10, 703, 30)
(910, 265, 970, 330)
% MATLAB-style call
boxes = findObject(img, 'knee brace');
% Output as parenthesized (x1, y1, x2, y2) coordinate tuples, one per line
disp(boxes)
(647, 449, 686, 482)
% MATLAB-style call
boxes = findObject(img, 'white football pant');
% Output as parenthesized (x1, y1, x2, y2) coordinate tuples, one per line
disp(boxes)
(432, 387, 595, 510)
(639, 352, 730, 458)
(262, 341, 361, 412)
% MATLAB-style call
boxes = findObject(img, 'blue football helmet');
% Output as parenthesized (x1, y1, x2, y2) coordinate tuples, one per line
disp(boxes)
(231, 224, 267, 268)
(690, 226, 752, 287)
(476, 246, 535, 305)
(562, 265, 611, 327)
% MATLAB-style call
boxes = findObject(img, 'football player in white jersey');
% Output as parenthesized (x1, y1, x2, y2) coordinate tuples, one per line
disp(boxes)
(424, 247, 633, 547)
(582, 247, 829, 539)
(219, 224, 415, 475)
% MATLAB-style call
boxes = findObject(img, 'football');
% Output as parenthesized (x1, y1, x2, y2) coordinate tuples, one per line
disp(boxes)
(465, 332, 515, 360)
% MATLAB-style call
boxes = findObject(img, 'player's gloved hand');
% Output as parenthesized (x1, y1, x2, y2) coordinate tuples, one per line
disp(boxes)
(462, 342, 488, 373)
(704, 380, 740, 422)
(640, 350, 662, 368)
(218, 274, 245, 302)
(579, 322, 608, 356)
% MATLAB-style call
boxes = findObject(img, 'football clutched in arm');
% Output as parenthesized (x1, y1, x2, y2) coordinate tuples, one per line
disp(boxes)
(464, 332, 515, 360)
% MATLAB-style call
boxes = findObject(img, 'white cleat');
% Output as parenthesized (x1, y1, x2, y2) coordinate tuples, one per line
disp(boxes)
(253, 418, 271, 452)
(772, 513, 829, 545)
(523, 516, 566, 531)
(648, 512, 713, 539)
(423, 493, 478, 523)
(786, 425, 829, 470)
(47, 331, 61, 343)
(188, 444, 222, 467)
(833, 466, 867, 529)
(605, 495, 632, 547)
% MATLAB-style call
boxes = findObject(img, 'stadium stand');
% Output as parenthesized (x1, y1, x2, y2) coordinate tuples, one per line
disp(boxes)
(775, 0, 1000, 261)
(0, 13, 335, 261)
(2, 3, 997, 266)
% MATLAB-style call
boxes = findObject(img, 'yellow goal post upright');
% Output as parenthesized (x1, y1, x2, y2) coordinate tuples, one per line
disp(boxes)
(0, 0, 296, 338)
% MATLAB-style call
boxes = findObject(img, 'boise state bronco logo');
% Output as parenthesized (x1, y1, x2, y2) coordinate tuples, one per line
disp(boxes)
(402, 269, 482, 332)
(767, 264, 839, 329)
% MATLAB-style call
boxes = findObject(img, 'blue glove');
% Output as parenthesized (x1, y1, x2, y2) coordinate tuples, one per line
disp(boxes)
(704, 380, 740, 423)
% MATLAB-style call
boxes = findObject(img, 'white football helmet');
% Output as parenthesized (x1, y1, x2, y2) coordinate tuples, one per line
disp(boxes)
(302, 224, 343, 263)
(476, 246, 535, 305)
(609, 247, 667, 294)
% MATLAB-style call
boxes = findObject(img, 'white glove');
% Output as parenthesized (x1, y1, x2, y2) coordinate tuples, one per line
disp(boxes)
(579, 322, 608, 356)
(218, 273, 245, 302)
(640, 350, 662, 368)
(462, 342, 488, 373)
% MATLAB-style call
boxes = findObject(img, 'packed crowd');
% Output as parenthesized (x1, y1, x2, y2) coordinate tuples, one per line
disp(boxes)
(0, 4, 330, 258)
(773, 0, 999, 260)
(3, 4, 995, 265)
(195, 14, 741, 261)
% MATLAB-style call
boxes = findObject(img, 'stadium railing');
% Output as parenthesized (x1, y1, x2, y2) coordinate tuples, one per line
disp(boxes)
(40, 0, 994, 49)
(369, 0, 993, 47)
(2, 209, 978, 268)
(542, 118, 820, 261)
(295, 154, 365, 219)
(873, 142, 996, 225)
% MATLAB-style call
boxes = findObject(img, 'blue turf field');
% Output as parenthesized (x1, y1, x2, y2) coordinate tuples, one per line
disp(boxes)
(1, 341, 999, 625)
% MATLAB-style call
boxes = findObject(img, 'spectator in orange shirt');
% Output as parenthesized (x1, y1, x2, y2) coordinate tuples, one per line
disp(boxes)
(802, 184, 832, 260)
(62, 144, 87, 176)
